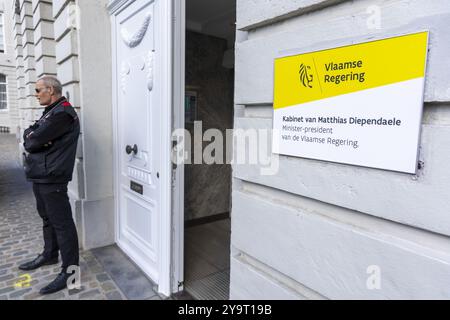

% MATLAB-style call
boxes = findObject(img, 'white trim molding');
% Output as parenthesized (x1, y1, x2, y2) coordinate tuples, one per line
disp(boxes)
(156, 0, 174, 298)
(107, 0, 135, 15)
(171, 0, 185, 294)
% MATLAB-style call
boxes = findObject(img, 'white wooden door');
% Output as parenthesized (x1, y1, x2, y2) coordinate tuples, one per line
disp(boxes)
(112, 0, 163, 288)
(111, 0, 182, 296)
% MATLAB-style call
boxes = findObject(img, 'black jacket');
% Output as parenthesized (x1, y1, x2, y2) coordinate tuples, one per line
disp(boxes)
(23, 97, 80, 184)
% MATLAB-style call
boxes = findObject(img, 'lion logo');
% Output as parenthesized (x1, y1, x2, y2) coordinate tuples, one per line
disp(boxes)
(299, 63, 313, 88)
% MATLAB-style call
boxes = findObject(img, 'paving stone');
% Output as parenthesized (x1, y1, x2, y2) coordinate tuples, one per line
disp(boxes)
(13, 250, 29, 256)
(86, 259, 100, 267)
(100, 281, 117, 292)
(9, 288, 33, 299)
(33, 271, 51, 278)
(5, 279, 18, 286)
(41, 291, 65, 300)
(3, 241, 19, 246)
(79, 289, 101, 300)
(106, 291, 124, 300)
(0, 264, 13, 270)
(28, 280, 40, 287)
(0, 274, 14, 282)
(96, 273, 111, 283)
(24, 291, 42, 300)
(80, 276, 93, 283)
(43, 274, 59, 282)
(68, 287, 84, 296)
(0, 287, 15, 295)
(88, 266, 104, 274)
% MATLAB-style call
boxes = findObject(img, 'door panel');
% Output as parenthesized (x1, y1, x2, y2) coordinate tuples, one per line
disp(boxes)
(114, 0, 160, 283)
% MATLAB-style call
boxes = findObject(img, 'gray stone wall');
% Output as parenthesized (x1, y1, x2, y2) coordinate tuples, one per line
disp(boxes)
(185, 31, 234, 221)
(231, 0, 450, 299)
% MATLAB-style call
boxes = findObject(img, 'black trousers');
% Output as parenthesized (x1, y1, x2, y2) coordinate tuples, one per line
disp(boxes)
(33, 183, 79, 270)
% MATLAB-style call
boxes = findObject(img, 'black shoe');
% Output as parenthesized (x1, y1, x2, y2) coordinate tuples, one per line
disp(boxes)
(18, 254, 59, 271)
(39, 272, 70, 295)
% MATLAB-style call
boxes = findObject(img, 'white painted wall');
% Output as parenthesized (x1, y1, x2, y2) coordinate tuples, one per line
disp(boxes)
(231, 0, 450, 299)
(75, 0, 114, 250)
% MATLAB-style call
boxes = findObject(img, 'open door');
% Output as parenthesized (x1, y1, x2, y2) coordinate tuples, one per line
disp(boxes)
(110, 0, 178, 296)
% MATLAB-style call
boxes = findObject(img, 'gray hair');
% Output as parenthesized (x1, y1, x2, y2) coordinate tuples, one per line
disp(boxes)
(38, 76, 63, 96)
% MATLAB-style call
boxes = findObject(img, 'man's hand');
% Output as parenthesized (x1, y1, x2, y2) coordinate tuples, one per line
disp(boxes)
(23, 112, 73, 153)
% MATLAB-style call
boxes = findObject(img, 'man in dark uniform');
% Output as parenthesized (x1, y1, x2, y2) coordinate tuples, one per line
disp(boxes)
(19, 76, 80, 295)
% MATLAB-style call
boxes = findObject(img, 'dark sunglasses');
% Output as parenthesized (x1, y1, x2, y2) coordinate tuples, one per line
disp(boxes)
(35, 87, 49, 94)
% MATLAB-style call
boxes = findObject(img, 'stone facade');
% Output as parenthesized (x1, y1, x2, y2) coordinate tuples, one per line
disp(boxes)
(0, 0, 19, 133)
(230, 0, 450, 299)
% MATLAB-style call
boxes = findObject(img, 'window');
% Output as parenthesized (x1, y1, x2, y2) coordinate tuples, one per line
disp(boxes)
(0, 74, 7, 110)
(0, 13, 4, 53)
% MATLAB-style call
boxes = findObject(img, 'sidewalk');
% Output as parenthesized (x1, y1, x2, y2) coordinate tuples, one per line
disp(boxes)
(0, 134, 126, 300)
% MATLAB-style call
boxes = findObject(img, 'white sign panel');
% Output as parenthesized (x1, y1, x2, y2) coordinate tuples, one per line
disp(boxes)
(272, 32, 429, 174)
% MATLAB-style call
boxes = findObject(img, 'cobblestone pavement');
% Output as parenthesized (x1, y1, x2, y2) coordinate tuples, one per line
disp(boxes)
(0, 134, 127, 300)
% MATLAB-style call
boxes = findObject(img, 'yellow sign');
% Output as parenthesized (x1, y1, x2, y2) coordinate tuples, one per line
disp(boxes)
(274, 32, 428, 109)
(272, 32, 429, 173)
(14, 274, 32, 288)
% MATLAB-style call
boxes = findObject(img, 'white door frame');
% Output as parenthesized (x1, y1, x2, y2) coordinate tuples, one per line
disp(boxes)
(171, 0, 186, 294)
(108, 0, 175, 297)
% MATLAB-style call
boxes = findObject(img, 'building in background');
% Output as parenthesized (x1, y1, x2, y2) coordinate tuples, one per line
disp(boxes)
(0, 0, 19, 133)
